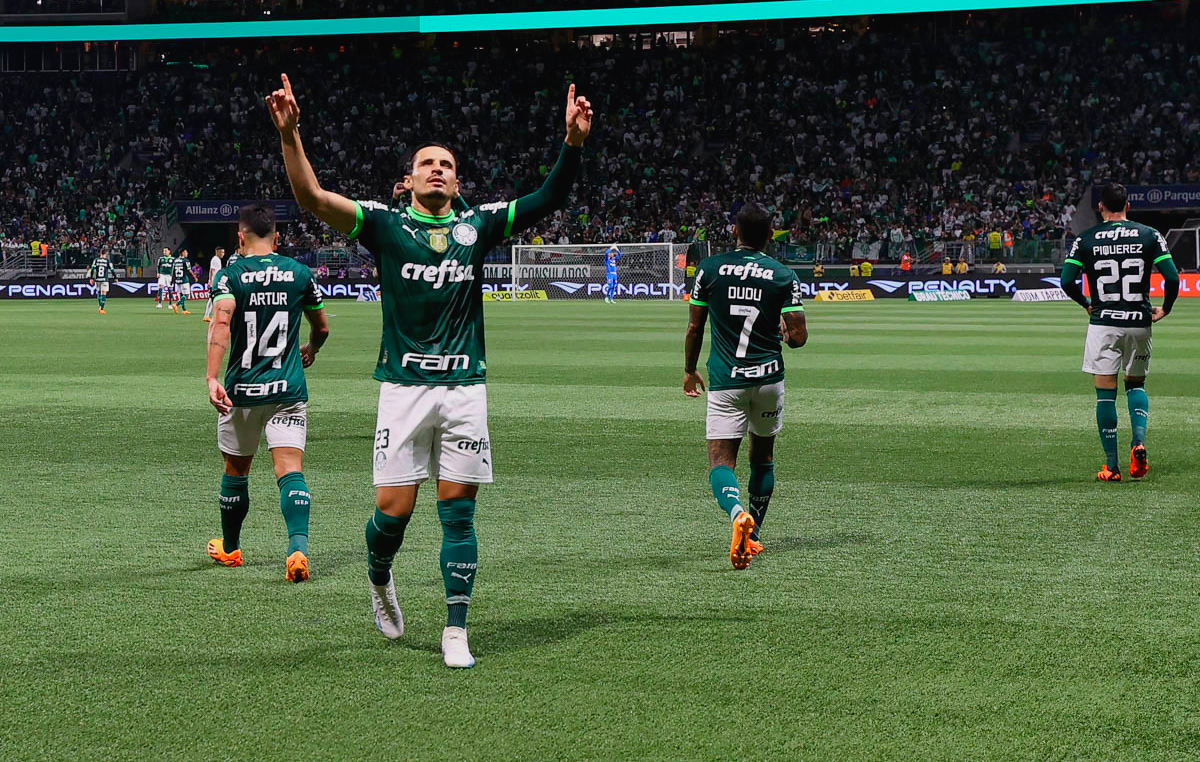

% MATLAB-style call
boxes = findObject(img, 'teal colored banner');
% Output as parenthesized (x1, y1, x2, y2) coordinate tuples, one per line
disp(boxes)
(0, 0, 1147, 42)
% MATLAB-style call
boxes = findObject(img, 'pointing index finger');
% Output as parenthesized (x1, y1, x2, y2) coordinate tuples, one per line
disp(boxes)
(281, 73, 294, 99)
(567, 83, 575, 109)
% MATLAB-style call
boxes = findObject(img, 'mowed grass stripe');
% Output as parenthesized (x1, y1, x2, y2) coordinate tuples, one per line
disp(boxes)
(1, 299, 1198, 760)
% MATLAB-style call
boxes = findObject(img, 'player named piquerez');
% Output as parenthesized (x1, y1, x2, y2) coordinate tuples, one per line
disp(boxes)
(684, 203, 807, 569)
(1060, 183, 1179, 482)
(205, 203, 330, 581)
(267, 72, 592, 667)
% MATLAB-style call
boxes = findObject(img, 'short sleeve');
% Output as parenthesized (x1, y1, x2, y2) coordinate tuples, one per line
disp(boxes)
(781, 272, 805, 313)
(690, 266, 709, 306)
(1153, 231, 1173, 265)
(302, 271, 324, 311)
(350, 200, 391, 251)
(212, 270, 237, 303)
(1064, 236, 1085, 268)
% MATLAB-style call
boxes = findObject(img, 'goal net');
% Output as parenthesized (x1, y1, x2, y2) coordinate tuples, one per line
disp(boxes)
(499, 243, 690, 299)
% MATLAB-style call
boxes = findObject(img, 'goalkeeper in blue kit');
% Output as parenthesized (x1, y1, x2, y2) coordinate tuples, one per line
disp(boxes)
(604, 245, 622, 303)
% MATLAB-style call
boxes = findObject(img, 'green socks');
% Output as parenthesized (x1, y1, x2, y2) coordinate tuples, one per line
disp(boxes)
(277, 472, 311, 555)
(709, 465, 745, 521)
(1126, 386, 1149, 447)
(365, 508, 410, 585)
(748, 462, 775, 539)
(1096, 388, 1120, 471)
(219, 474, 250, 552)
(438, 498, 477, 629)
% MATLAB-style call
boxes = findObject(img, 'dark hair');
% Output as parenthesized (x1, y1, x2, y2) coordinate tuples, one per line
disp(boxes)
(215, 246, 225, 254)
(1099, 183, 1128, 214)
(408, 142, 459, 173)
(239, 203, 276, 239)
(735, 203, 771, 250)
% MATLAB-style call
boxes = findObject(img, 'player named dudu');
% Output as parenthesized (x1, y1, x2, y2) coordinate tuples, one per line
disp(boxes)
(684, 203, 807, 569)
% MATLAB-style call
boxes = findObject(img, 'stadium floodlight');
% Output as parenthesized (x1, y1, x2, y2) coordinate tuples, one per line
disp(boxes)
(0, 0, 1151, 42)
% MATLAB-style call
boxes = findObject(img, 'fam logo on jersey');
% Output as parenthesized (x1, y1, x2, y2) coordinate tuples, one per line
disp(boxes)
(452, 223, 478, 247)
(428, 228, 450, 253)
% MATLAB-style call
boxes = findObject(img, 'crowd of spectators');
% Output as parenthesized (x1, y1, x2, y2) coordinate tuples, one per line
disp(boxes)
(2, 7, 1198, 265)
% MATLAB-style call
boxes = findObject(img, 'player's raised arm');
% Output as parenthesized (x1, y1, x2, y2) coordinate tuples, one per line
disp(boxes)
(267, 73, 358, 234)
(497, 85, 594, 238)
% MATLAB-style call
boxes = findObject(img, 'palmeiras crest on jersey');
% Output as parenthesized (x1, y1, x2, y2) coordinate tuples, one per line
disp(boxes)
(453, 223, 479, 246)
(429, 228, 450, 253)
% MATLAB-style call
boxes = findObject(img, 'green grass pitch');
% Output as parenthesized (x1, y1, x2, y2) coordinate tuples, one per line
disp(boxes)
(2, 298, 1199, 760)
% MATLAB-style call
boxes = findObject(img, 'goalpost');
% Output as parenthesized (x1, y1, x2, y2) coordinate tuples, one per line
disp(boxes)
(502, 243, 692, 299)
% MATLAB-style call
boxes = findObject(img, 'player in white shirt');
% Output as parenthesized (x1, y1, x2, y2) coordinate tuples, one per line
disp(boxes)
(203, 247, 226, 323)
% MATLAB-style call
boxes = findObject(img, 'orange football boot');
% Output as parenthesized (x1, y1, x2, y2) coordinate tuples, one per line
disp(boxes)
(285, 551, 310, 583)
(1129, 445, 1149, 479)
(1096, 465, 1122, 483)
(207, 538, 244, 567)
(730, 511, 757, 569)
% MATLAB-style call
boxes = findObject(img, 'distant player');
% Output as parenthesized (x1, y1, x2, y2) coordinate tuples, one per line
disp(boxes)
(87, 249, 118, 314)
(683, 203, 807, 569)
(203, 246, 226, 323)
(269, 72, 591, 667)
(1060, 183, 1179, 482)
(204, 203, 330, 580)
(604, 245, 622, 303)
(172, 249, 193, 314)
(155, 247, 174, 309)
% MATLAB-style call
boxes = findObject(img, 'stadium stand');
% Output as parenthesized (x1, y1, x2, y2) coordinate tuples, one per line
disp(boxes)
(1, 6, 1198, 267)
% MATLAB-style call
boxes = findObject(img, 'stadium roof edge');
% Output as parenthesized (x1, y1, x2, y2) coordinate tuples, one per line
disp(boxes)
(0, 0, 1146, 43)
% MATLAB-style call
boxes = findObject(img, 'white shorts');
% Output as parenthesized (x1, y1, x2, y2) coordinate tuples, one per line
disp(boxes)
(706, 381, 785, 440)
(97, 281, 109, 295)
(157, 275, 172, 291)
(217, 401, 308, 456)
(177, 283, 191, 297)
(1082, 324, 1152, 377)
(373, 383, 493, 487)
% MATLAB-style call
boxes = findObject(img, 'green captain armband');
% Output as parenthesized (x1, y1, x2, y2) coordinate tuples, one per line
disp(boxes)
(348, 202, 364, 239)
(781, 306, 804, 313)
(689, 298, 708, 307)
(212, 294, 236, 303)
(1063, 258, 1083, 268)
(1154, 253, 1173, 265)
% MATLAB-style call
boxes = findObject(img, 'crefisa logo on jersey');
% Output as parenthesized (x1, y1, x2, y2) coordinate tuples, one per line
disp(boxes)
(240, 266, 296, 285)
(452, 223, 478, 246)
(400, 260, 474, 289)
(717, 262, 775, 281)
(1094, 227, 1140, 240)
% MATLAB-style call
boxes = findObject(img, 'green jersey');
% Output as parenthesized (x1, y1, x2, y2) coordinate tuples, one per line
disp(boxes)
(172, 257, 191, 284)
(1065, 220, 1173, 327)
(349, 142, 581, 386)
(157, 255, 174, 277)
(350, 202, 512, 386)
(87, 257, 117, 283)
(225, 252, 240, 268)
(211, 254, 324, 407)
(690, 249, 805, 390)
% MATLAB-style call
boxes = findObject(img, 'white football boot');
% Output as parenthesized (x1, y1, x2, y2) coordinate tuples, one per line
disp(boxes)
(441, 626, 475, 668)
(369, 575, 404, 639)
